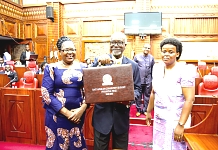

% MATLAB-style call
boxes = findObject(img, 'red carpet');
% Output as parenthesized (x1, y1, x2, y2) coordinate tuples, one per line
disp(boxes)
(130, 104, 154, 118)
(0, 142, 45, 150)
(0, 105, 153, 150)
(128, 124, 153, 150)
(128, 104, 153, 150)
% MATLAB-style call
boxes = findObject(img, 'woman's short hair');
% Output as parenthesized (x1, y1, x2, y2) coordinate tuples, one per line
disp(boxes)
(160, 37, 182, 60)
(56, 36, 72, 50)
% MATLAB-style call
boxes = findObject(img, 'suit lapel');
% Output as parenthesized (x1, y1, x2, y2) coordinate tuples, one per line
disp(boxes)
(122, 56, 129, 64)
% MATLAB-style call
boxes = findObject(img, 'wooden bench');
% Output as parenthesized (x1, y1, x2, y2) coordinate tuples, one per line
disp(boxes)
(184, 102, 218, 150)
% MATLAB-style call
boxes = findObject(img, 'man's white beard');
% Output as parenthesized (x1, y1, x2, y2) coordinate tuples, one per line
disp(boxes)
(112, 50, 121, 56)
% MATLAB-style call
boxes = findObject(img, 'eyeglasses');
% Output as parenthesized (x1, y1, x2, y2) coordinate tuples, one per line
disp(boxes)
(144, 47, 150, 50)
(110, 41, 124, 46)
(61, 49, 76, 53)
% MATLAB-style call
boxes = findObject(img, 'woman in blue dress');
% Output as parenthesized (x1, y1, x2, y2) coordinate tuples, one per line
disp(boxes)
(41, 36, 88, 150)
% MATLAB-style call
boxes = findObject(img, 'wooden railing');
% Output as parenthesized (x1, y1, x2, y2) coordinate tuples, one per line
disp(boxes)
(184, 102, 218, 150)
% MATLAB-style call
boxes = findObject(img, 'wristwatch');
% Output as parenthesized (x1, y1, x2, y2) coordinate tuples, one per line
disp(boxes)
(178, 122, 185, 127)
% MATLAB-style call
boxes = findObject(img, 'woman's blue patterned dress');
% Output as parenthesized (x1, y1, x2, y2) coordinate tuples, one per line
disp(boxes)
(41, 62, 87, 150)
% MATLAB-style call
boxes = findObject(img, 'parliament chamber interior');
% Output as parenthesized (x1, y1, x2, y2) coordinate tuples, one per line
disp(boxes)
(0, 0, 218, 150)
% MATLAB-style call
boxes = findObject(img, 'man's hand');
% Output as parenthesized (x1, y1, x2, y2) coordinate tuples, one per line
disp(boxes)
(117, 101, 131, 108)
(98, 54, 111, 65)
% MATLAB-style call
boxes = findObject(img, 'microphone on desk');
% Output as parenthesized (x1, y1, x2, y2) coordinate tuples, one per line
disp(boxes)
(4, 78, 17, 88)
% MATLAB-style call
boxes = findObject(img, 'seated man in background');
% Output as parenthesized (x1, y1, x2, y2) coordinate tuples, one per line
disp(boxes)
(4, 65, 18, 87)
(36, 62, 48, 74)
(0, 57, 5, 67)
(14, 58, 23, 66)
(3, 49, 11, 63)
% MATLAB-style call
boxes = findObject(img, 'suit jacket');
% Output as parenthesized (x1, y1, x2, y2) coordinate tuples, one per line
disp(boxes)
(20, 51, 35, 65)
(5, 71, 18, 82)
(92, 55, 141, 135)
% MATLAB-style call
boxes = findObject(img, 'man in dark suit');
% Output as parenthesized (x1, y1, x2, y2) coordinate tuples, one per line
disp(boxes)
(91, 32, 141, 150)
(20, 44, 35, 66)
(4, 65, 18, 87)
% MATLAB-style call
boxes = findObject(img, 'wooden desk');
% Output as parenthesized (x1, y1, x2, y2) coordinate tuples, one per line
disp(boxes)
(36, 74, 43, 87)
(195, 78, 202, 95)
(184, 133, 218, 150)
(185, 102, 218, 150)
(195, 95, 218, 104)
(0, 74, 10, 87)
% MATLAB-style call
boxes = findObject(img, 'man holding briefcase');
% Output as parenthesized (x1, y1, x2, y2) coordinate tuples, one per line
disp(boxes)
(91, 32, 141, 150)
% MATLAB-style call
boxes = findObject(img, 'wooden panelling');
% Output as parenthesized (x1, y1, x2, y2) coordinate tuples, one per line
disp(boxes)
(73, 41, 81, 61)
(4, 21, 16, 37)
(34, 89, 46, 145)
(6, 95, 32, 138)
(0, 0, 23, 20)
(180, 41, 218, 61)
(36, 74, 43, 88)
(0, 74, 10, 87)
(14, 67, 28, 83)
(35, 23, 47, 38)
(162, 18, 170, 35)
(195, 95, 218, 104)
(23, 6, 46, 20)
(190, 104, 212, 126)
(64, 20, 80, 36)
(124, 38, 134, 59)
(174, 18, 218, 35)
(1, 88, 36, 144)
(184, 102, 218, 150)
(185, 102, 218, 134)
(19, 22, 24, 39)
(82, 40, 110, 61)
(115, 19, 124, 33)
(35, 42, 47, 62)
(25, 23, 32, 39)
(83, 20, 113, 36)
(63, 1, 134, 18)
(0, 20, 3, 35)
(150, 39, 162, 60)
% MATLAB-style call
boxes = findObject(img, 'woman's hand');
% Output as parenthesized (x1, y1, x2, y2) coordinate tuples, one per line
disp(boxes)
(68, 106, 86, 124)
(174, 124, 184, 142)
(145, 112, 152, 126)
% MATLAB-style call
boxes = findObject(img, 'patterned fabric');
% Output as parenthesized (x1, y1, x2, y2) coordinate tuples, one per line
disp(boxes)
(152, 62, 195, 150)
(41, 62, 87, 150)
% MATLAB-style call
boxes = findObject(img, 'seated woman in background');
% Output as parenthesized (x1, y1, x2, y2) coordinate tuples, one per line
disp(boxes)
(36, 62, 48, 74)
(4, 65, 18, 87)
